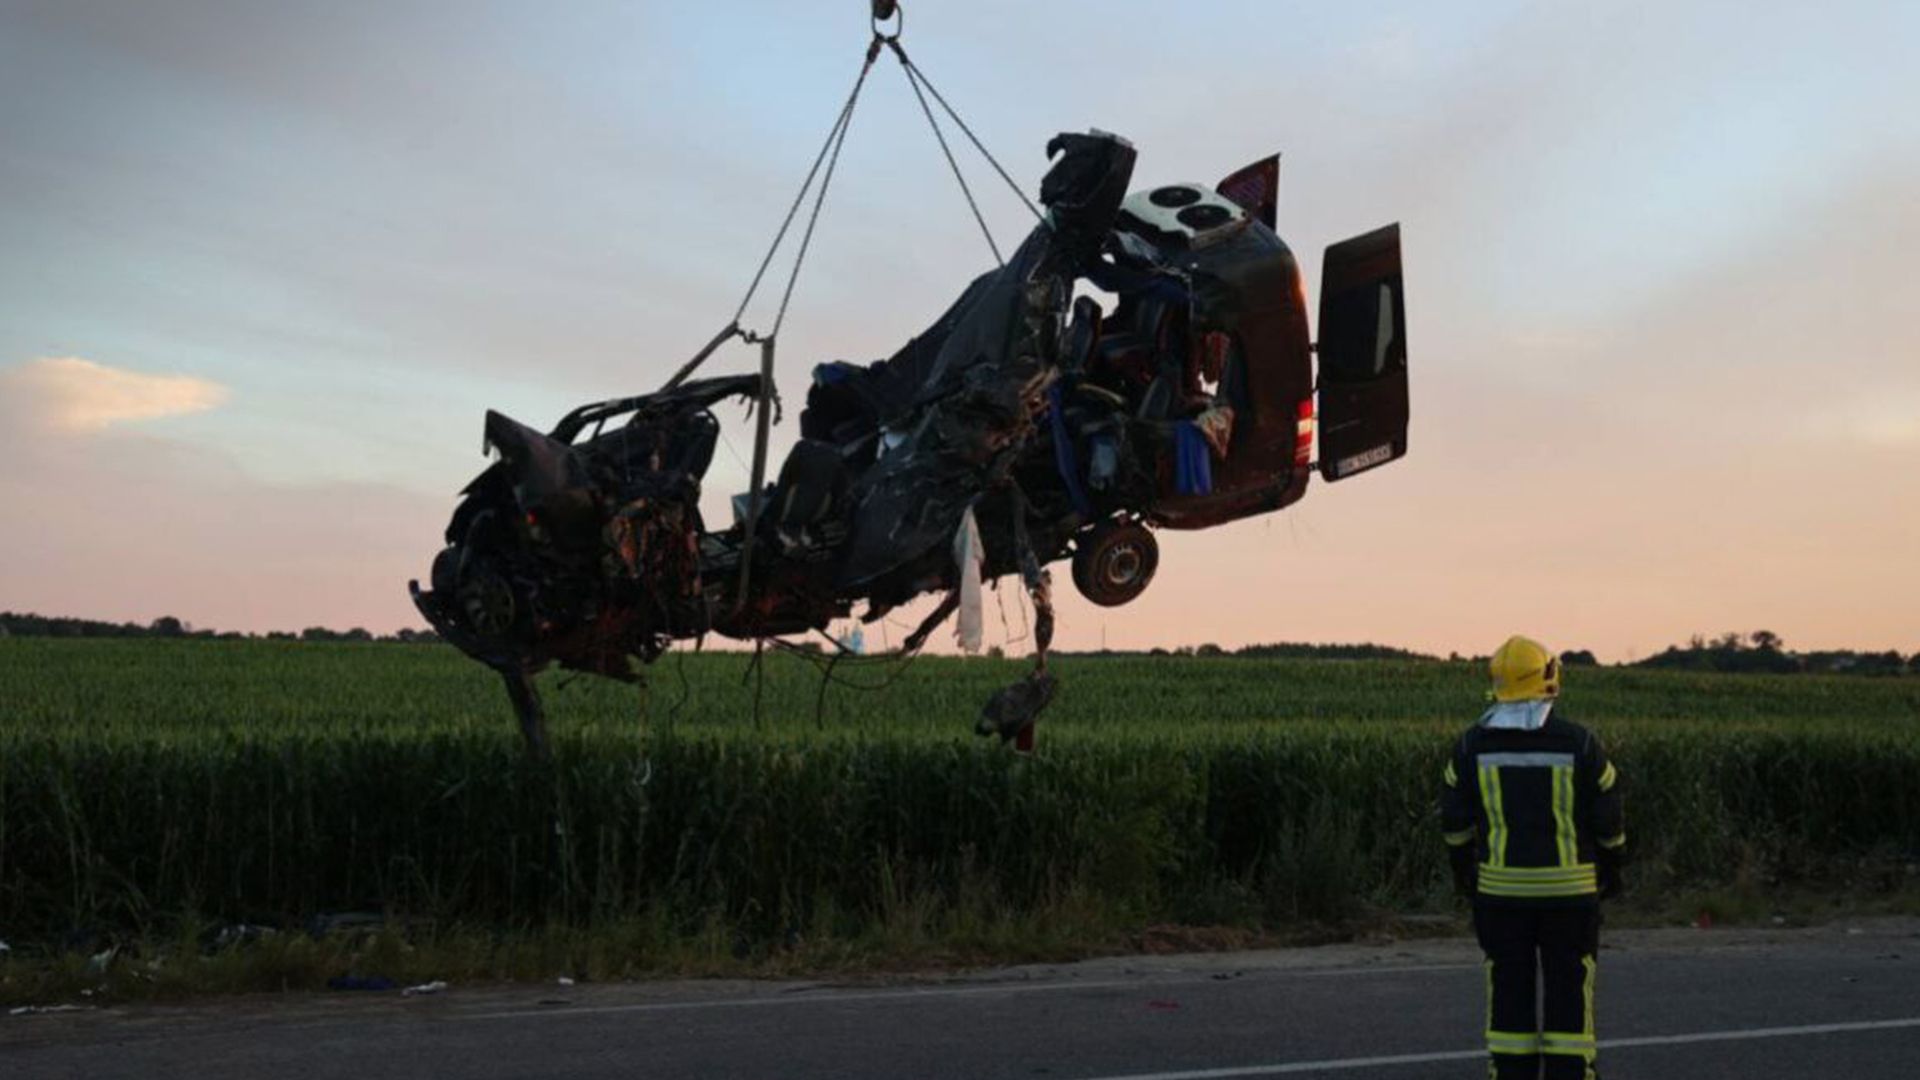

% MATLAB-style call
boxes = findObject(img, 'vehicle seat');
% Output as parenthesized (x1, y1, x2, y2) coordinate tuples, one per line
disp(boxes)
(1091, 334, 1155, 394)
(665, 413, 719, 483)
(800, 361, 884, 446)
(1092, 295, 1193, 420)
(1061, 296, 1103, 375)
(768, 438, 847, 546)
(1137, 374, 1178, 420)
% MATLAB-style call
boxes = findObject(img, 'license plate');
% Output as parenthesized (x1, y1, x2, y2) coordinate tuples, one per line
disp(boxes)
(1336, 443, 1395, 477)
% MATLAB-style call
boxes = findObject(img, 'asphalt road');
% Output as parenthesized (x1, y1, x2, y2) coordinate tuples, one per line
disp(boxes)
(4, 919, 1918, 1079)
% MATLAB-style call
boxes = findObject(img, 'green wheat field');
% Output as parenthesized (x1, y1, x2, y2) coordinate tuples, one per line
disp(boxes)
(2, 638, 1917, 992)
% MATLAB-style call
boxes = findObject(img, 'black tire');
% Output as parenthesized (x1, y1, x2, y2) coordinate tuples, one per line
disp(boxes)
(1071, 522, 1159, 607)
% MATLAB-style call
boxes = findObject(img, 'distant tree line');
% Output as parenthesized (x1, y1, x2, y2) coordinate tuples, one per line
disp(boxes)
(1066, 632, 1916, 676)
(1221, 641, 1436, 661)
(1061, 641, 1439, 661)
(3, 613, 1912, 674)
(1629, 630, 1916, 677)
(0, 612, 440, 644)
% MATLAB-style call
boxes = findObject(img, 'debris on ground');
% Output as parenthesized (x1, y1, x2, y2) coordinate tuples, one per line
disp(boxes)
(8, 1004, 94, 1016)
(977, 669, 1056, 752)
(326, 975, 397, 992)
(402, 980, 449, 996)
(209, 924, 279, 951)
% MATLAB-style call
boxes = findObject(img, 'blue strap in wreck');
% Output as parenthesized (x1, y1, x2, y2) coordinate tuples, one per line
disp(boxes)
(1174, 421, 1213, 496)
(1046, 383, 1094, 518)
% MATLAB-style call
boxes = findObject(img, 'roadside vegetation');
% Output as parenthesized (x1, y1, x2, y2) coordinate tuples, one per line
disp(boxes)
(2, 639, 1916, 1003)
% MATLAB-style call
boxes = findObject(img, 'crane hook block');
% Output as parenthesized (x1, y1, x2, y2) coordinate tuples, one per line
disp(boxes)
(872, 1, 898, 20)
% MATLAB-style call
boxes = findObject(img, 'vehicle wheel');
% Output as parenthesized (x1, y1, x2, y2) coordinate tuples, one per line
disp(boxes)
(1071, 522, 1158, 607)
(454, 561, 522, 644)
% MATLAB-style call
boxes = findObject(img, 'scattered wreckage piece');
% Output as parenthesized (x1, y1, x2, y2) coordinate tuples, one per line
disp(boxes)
(412, 125, 1407, 758)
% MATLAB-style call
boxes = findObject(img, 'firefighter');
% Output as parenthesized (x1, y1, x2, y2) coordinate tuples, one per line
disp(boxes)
(1440, 635, 1626, 1080)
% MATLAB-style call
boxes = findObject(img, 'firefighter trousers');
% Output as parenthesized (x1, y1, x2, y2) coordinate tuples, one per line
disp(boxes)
(1472, 900, 1600, 1080)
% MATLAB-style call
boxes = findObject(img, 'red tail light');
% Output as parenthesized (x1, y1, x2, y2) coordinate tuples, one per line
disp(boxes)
(1294, 397, 1315, 467)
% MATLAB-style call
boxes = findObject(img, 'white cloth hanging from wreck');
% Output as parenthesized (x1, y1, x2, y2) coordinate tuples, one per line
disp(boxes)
(953, 506, 985, 654)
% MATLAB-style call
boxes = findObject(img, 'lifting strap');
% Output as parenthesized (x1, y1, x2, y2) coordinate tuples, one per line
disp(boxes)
(894, 43, 1002, 265)
(730, 41, 880, 612)
(647, 4, 1042, 617)
(663, 37, 881, 397)
(887, 41, 1043, 230)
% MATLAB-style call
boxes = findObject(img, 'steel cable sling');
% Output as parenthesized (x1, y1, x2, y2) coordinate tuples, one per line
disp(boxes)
(656, 1, 1044, 617)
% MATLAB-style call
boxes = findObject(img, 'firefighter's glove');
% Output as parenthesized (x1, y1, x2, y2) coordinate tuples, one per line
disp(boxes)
(1597, 855, 1626, 901)
(1447, 846, 1478, 898)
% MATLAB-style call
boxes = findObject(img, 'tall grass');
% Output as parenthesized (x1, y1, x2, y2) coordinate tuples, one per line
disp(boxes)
(1, 640, 1916, 947)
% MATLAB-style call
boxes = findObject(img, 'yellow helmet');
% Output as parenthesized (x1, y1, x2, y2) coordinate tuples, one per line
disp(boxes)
(1489, 635, 1560, 702)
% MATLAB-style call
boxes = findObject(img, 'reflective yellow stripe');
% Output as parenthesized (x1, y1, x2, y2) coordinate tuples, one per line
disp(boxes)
(1585, 954, 1597, 1044)
(1479, 883, 1596, 894)
(1477, 863, 1598, 897)
(1487, 1030, 1541, 1055)
(1444, 760, 1459, 788)
(1598, 762, 1618, 792)
(1552, 765, 1578, 866)
(1598, 832, 1627, 850)
(1479, 873, 1596, 886)
(1479, 882, 1598, 898)
(1484, 959, 1492, 1052)
(1479, 876, 1595, 888)
(1542, 955, 1600, 1067)
(1489, 1022, 1536, 1053)
(1479, 864, 1597, 882)
(1478, 765, 1507, 868)
(1444, 827, 1477, 846)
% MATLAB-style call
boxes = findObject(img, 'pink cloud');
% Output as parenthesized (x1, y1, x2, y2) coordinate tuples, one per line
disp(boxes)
(2, 357, 229, 433)
(0, 359, 443, 634)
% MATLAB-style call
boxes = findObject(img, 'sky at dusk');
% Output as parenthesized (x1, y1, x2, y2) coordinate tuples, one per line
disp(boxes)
(2, 0, 1915, 660)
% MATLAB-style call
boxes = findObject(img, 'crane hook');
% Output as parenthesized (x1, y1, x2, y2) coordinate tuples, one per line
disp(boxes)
(871, 1, 902, 42)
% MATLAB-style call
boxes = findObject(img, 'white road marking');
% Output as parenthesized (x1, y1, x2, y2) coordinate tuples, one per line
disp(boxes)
(1607, 1017, 1920, 1049)
(458, 963, 1480, 1021)
(1076, 1049, 1484, 1078)
(1071, 1016, 1920, 1079)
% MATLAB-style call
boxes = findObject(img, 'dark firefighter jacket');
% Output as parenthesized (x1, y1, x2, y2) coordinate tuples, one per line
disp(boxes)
(1439, 706, 1626, 903)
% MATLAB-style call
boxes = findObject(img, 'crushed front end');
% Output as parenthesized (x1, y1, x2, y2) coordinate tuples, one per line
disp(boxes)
(411, 375, 762, 685)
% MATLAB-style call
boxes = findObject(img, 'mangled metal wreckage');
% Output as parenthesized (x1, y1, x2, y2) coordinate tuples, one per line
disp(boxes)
(411, 131, 1408, 756)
